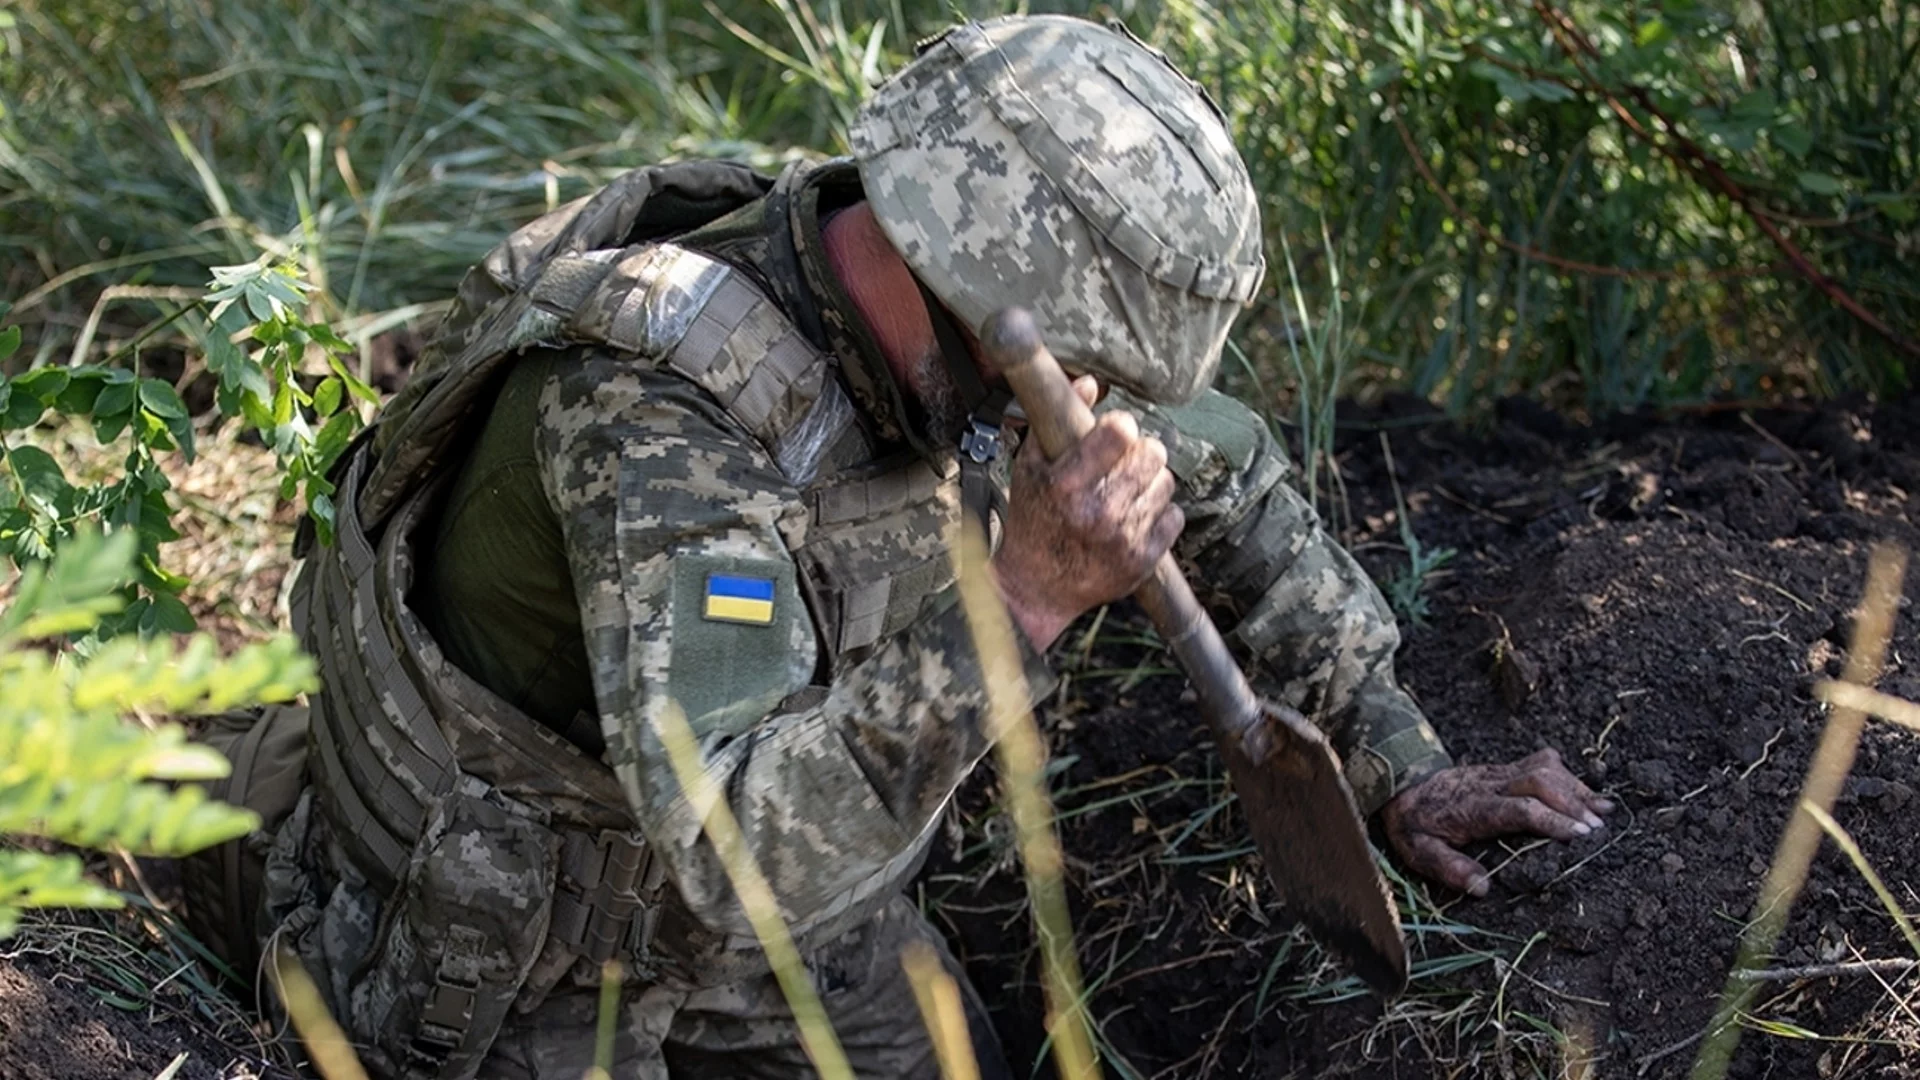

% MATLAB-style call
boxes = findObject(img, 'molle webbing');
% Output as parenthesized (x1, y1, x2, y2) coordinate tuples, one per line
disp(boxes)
(300, 452, 455, 885)
(806, 457, 958, 655)
(298, 452, 665, 976)
(362, 243, 843, 538)
(515, 244, 842, 469)
(364, 161, 774, 528)
(294, 241, 859, 997)
(304, 242, 848, 889)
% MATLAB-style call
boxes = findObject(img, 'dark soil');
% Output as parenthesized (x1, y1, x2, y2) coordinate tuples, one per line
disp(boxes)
(0, 924, 282, 1080)
(929, 396, 1920, 1079)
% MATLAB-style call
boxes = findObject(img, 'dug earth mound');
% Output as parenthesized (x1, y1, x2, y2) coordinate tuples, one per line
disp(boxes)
(929, 395, 1920, 1079)
(1, 397, 1915, 1080)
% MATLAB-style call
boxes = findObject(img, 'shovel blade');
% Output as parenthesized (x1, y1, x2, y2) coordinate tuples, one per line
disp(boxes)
(1216, 702, 1409, 997)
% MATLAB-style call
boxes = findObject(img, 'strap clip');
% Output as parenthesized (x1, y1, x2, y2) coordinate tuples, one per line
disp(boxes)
(958, 417, 1004, 465)
(407, 926, 484, 1068)
(551, 829, 657, 972)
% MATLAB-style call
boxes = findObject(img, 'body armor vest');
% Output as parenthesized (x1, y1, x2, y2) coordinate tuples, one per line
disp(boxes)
(287, 161, 973, 1078)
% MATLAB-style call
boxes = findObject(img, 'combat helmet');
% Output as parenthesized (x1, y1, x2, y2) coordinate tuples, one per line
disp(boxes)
(849, 15, 1266, 407)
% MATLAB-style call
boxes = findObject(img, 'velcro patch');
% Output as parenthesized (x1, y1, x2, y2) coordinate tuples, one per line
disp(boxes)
(704, 573, 776, 625)
(669, 554, 807, 739)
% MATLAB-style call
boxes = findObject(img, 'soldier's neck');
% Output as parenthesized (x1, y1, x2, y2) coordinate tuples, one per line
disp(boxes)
(821, 202, 938, 391)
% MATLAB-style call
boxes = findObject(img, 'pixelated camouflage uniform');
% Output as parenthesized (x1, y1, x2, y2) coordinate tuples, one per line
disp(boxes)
(235, 17, 1450, 1080)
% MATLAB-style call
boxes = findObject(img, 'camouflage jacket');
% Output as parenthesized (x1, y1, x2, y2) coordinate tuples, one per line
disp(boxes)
(407, 158, 1451, 946)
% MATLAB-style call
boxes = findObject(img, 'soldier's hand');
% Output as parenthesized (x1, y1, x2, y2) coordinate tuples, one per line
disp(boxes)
(992, 376, 1184, 650)
(1381, 748, 1614, 897)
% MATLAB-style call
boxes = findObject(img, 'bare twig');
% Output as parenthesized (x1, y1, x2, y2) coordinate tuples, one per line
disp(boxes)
(1731, 959, 1918, 983)
(1739, 414, 1808, 474)
(1636, 1030, 1705, 1075)
(1727, 569, 1815, 614)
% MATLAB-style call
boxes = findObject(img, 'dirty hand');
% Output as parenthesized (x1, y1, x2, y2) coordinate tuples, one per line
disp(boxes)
(1381, 748, 1614, 897)
(992, 375, 1184, 650)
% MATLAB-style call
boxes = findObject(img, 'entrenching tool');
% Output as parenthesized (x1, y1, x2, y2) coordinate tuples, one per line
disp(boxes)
(982, 308, 1410, 998)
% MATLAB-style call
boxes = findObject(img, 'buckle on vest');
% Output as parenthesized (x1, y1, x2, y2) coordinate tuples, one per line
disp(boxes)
(552, 829, 657, 971)
(408, 926, 484, 1068)
(959, 418, 1004, 464)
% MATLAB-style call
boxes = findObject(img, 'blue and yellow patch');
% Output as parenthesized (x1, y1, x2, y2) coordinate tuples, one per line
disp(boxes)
(703, 573, 776, 625)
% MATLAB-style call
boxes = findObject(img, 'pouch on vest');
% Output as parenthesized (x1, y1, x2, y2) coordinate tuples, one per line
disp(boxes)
(178, 703, 311, 989)
(345, 780, 559, 1080)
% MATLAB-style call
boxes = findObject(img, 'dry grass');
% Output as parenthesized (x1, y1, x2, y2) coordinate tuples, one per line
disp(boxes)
(2, 905, 286, 1077)
(266, 940, 367, 1080)
(904, 940, 984, 1080)
(950, 521, 1100, 1080)
(651, 698, 855, 1080)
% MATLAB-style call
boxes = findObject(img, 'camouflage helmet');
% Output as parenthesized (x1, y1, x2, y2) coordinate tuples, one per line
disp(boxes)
(848, 15, 1266, 406)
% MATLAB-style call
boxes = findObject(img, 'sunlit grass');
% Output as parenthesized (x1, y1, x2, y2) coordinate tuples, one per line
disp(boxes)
(652, 698, 855, 1080)
(1690, 545, 1910, 1079)
(950, 520, 1101, 1080)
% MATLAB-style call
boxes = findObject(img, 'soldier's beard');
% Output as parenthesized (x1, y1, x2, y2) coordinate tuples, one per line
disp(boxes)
(906, 344, 968, 447)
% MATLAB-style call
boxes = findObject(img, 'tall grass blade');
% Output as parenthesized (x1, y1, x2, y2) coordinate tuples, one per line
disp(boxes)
(586, 958, 624, 1080)
(1801, 802, 1920, 961)
(1690, 544, 1909, 1080)
(1817, 681, 1920, 735)
(652, 698, 855, 1080)
(950, 520, 1101, 1080)
(902, 941, 982, 1080)
(268, 939, 372, 1080)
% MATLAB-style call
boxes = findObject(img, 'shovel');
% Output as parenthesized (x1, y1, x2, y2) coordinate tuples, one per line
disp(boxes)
(981, 308, 1409, 998)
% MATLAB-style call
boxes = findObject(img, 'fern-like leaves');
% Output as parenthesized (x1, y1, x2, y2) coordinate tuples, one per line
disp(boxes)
(0, 529, 319, 934)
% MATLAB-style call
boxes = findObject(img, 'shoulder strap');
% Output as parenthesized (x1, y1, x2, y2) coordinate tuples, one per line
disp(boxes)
(361, 162, 775, 530)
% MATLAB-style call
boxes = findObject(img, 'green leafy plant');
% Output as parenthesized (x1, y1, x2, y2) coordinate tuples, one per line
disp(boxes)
(1276, 223, 1357, 527)
(1378, 434, 1456, 627)
(0, 528, 319, 937)
(0, 255, 369, 637)
(7, 0, 1920, 414)
(1384, 526, 1457, 628)
(1153, 0, 1917, 410)
(198, 254, 378, 544)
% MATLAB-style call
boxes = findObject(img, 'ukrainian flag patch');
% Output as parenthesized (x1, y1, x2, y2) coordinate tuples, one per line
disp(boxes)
(703, 573, 777, 625)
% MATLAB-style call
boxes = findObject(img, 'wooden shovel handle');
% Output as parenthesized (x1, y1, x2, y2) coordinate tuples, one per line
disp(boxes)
(982, 309, 1265, 739)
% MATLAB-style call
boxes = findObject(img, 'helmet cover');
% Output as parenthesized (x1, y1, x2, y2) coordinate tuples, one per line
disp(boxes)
(849, 15, 1266, 405)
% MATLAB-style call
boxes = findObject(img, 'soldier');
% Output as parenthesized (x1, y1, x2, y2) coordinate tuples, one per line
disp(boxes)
(188, 14, 1612, 1079)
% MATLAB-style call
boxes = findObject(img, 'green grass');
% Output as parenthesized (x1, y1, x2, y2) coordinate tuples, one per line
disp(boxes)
(4, 0, 1917, 415)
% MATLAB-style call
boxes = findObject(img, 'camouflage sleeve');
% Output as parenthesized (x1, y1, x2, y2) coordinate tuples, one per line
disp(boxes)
(1111, 388, 1454, 816)
(536, 352, 1050, 941)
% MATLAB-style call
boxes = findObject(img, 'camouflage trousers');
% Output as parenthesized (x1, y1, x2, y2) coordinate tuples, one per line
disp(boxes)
(482, 896, 1012, 1080)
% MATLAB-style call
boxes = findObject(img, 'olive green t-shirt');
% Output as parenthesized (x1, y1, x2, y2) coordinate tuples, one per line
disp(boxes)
(418, 349, 604, 753)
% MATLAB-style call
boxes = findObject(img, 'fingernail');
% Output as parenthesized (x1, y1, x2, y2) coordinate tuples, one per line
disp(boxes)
(1573, 821, 1592, 836)
(1582, 812, 1603, 829)
(1594, 799, 1616, 814)
(1469, 875, 1490, 897)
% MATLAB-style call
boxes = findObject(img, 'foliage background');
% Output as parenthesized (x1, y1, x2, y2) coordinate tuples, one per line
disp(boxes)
(2, 0, 1915, 422)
